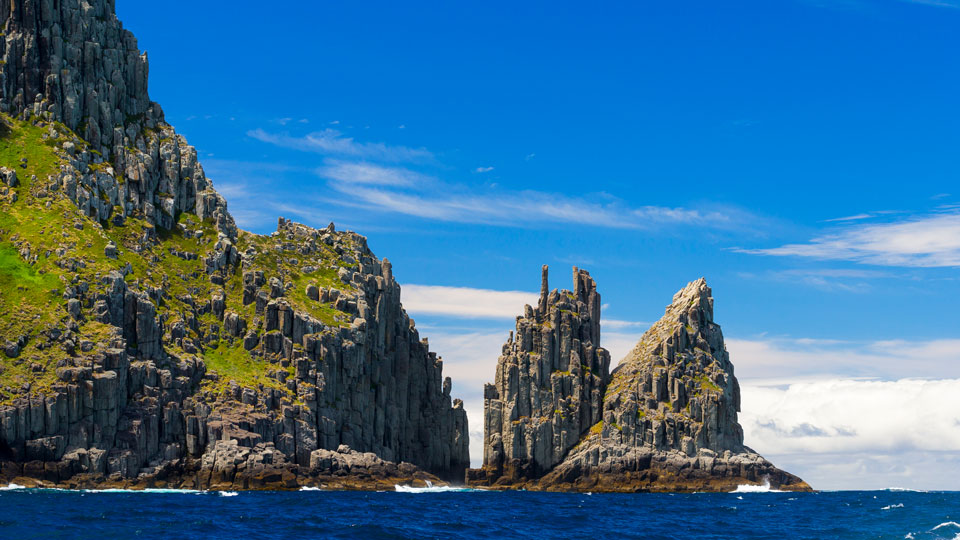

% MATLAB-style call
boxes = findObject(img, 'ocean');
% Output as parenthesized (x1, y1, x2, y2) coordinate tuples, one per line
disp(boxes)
(0, 484, 956, 539)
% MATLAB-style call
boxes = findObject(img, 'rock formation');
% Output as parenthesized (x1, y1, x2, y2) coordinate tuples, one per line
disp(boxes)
(0, 0, 468, 490)
(469, 275, 810, 492)
(469, 266, 610, 484)
(0, 0, 235, 237)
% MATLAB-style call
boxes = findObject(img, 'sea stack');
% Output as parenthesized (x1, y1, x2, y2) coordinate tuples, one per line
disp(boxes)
(468, 266, 610, 484)
(468, 274, 810, 492)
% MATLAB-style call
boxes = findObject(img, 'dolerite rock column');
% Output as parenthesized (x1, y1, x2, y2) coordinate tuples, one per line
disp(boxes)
(471, 266, 610, 484)
(601, 278, 744, 454)
(539, 278, 809, 492)
(0, 0, 236, 238)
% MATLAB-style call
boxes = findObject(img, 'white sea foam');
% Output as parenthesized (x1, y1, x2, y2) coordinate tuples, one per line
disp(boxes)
(931, 522, 960, 531)
(730, 479, 784, 493)
(0, 483, 26, 491)
(84, 488, 203, 494)
(887, 487, 925, 493)
(882, 503, 904, 510)
(394, 481, 482, 493)
(299, 487, 325, 492)
(218, 491, 239, 497)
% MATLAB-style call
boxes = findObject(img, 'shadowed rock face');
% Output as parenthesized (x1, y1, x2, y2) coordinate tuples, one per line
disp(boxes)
(469, 276, 810, 492)
(469, 266, 610, 484)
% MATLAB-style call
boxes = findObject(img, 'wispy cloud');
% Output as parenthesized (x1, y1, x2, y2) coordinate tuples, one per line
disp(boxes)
(248, 128, 433, 163)
(313, 162, 751, 231)
(823, 213, 874, 223)
(244, 126, 758, 232)
(737, 212, 960, 267)
(904, 0, 960, 7)
(317, 161, 432, 187)
(739, 268, 895, 293)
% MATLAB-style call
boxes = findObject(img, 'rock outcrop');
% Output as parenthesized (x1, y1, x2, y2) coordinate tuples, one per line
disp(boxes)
(0, 0, 235, 237)
(468, 276, 809, 492)
(468, 266, 610, 485)
(0, 0, 468, 490)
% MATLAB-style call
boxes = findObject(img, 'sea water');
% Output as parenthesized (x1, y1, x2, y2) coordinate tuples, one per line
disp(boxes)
(0, 484, 957, 539)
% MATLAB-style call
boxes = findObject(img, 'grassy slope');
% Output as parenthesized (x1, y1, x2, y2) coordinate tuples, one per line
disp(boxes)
(0, 114, 353, 405)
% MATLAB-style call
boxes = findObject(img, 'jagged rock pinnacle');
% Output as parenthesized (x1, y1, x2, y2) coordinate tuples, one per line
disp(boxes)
(469, 266, 611, 485)
(469, 276, 810, 492)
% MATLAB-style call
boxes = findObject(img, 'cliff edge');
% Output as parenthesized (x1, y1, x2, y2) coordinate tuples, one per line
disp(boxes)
(0, 0, 468, 490)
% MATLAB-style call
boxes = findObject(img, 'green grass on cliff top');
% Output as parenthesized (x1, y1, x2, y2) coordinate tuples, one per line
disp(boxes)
(0, 113, 355, 405)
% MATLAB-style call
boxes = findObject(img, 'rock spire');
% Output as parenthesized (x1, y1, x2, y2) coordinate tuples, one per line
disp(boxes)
(468, 266, 610, 485)
(469, 277, 810, 492)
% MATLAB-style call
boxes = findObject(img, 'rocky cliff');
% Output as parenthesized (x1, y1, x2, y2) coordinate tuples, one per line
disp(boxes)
(468, 266, 610, 484)
(469, 275, 809, 492)
(0, 0, 468, 490)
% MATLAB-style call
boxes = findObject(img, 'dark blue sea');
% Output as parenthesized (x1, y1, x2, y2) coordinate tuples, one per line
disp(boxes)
(0, 485, 957, 539)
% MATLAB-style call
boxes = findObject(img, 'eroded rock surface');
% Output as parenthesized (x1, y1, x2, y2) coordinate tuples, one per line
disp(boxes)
(0, 0, 468, 490)
(469, 265, 610, 485)
(468, 276, 809, 492)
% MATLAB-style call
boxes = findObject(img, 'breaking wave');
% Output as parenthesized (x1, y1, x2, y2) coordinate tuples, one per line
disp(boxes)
(394, 481, 483, 493)
(730, 479, 784, 493)
(84, 488, 203, 494)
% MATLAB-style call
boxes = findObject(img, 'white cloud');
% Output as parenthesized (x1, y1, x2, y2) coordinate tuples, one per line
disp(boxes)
(740, 378, 960, 490)
(248, 128, 433, 162)
(738, 212, 960, 267)
(402, 284, 538, 319)
(474, 166, 495, 173)
(727, 337, 960, 383)
(602, 319, 651, 331)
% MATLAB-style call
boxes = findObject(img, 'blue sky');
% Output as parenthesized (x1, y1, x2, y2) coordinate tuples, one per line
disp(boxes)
(117, 0, 960, 489)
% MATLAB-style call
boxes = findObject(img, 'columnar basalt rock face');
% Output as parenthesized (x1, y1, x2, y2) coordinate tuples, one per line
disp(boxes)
(469, 278, 810, 492)
(0, 1, 469, 489)
(469, 266, 610, 484)
(537, 278, 808, 492)
(0, 0, 236, 237)
(602, 278, 745, 455)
